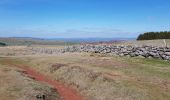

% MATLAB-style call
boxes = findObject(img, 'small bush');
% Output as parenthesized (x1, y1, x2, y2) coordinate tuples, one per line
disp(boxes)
(0, 42, 7, 46)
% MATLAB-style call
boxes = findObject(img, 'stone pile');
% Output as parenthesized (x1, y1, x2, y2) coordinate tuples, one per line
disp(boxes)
(62, 45, 170, 61)
(28, 45, 170, 61)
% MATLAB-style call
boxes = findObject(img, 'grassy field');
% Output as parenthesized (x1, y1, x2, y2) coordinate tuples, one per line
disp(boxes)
(1, 53, 169, 100)
(0, 39, 170, 100)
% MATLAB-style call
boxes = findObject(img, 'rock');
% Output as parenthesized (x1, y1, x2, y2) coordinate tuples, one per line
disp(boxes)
(164, 49, 170, 52)
(138, 51, 144, 55)
(164, 52, 170, 56)
(126, 55, 131, 57)
(138, 55, 145, 58)
(123, 52, 129, 55)
(130, 53, 136, 57)
(119, 53, 124, 56)
(163, 56, 170, 60)
(149, 52, 157, 57)
(148, 56, 153, 59)
(161, 55, 167, 60)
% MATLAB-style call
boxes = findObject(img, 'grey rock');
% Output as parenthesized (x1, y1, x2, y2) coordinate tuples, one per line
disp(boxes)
(164, 52, 170, 56)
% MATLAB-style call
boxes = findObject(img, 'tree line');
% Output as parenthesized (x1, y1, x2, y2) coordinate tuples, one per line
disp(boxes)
(137, 31, 170, 40)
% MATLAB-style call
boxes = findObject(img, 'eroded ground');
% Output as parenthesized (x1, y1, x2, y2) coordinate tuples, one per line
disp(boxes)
(0, 61, 62, 100)
(1, 52, 169, 100)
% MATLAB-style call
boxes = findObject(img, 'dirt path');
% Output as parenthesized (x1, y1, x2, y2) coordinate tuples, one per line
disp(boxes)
(3, 59, 84, 100)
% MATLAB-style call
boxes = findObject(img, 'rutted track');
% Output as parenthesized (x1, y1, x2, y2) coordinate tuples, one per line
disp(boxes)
(3, 58, 83, 100)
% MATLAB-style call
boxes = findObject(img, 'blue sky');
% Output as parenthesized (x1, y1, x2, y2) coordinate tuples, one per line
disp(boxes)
(0, 0, 170, 38)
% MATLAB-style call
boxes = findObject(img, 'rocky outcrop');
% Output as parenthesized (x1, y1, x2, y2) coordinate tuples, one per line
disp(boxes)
(61, 45, 170, 61)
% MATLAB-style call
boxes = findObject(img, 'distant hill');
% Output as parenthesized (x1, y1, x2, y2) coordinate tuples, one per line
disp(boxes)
(0, 37, 78, 46)
(48, 38, 135, 42)
(0, 37, 136, 46)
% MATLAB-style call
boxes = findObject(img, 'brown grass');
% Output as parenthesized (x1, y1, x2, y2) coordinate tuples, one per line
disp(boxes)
(0, 41, 170, 100)
(0, 63, 61, 100)
(4, 52, 168, 100)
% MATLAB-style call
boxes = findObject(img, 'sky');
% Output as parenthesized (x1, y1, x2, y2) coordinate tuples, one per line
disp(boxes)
(0, 0, 170, 38)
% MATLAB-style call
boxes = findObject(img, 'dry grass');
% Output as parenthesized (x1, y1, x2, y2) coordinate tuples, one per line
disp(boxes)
(0, 46, 32, 56)
(0, 45, 64, 56)
(116, 39, 170, 47)
(0, 41, 170, 100)
(6, 52, 169, 100)
(0, 62, 61, 100)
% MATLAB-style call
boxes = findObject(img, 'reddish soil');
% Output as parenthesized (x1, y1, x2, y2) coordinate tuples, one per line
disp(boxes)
(4, 59, 83, 100)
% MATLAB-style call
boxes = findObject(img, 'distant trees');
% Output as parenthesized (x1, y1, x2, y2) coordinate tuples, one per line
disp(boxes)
(0, 42, 7, 46)
(137, 31, 170, 40)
